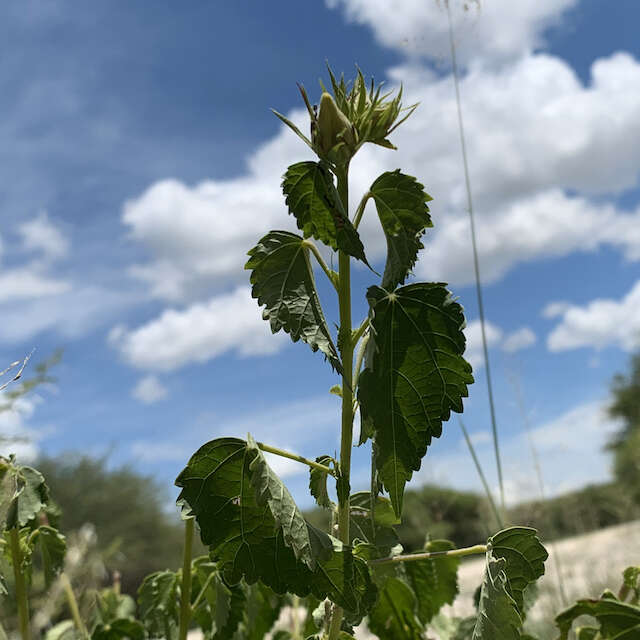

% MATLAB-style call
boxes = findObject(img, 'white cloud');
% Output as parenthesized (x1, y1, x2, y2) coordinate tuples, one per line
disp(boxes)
(110, 287, 286, 372)
(502, 327, 536, 353)
(0, 267, 70, 303)
(325, 0, 578, 65)
(0, 396, 42, 461)
(121, 52, 640, 303)
(417, 399, 620, 504)
(542, 301, 571, 319)
(132, 375, 168, 405)
(547, 280, 640, 352)
(17, 212, 69, 261)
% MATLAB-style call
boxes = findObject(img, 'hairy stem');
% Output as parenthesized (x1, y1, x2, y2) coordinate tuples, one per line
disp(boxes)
(352, 191, 372, 230)
(60, 573, 87, 638)
(352, 333, 370, 392)
(304, 240, 339, 291)
(178, 517, 194, 640)
(10, 527, 31, 640)
(370, 544, 487, 566)
(257, 442, 335, 476)
(328, 165, 354, 640)
(351, 317, 369, 346)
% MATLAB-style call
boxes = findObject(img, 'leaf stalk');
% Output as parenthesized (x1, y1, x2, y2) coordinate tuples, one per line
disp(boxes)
(370, 543, 487, 566)
(257, 442, 335, 476)
(60, 573, 88, 639)
(304, 240, 339, 291)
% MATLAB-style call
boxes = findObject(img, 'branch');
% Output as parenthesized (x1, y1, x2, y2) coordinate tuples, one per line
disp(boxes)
(369, 543, 487, 566)
(257, 442, 336, 476)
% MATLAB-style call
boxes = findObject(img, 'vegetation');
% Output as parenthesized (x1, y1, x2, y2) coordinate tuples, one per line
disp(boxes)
(0, 68, 638, 640)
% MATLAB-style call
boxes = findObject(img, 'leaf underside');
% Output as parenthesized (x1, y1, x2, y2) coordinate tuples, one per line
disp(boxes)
(358, 283, 474, 515)
(175, 437, 376, 616)
(309, 455, 334, 509)
(282, 161, 368, 264)
(246, 230, 342, 372)
(0, 457, 49, 529)
(370, 170, 433, 291)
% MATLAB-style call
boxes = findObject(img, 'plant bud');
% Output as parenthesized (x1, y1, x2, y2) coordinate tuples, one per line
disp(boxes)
(315, 92, 356, 157)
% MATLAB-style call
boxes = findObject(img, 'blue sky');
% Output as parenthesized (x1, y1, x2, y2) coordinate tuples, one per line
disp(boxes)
(1, 0, 639, 509)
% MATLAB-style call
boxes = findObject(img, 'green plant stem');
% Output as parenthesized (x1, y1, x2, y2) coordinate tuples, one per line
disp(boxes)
(459, 419, 504, 529)
(352, 317, 369, 344)
(352, 191, 372, 229)
(257, 442, 335, 476)
(352, 333, 370, 392)
(369, 544, 487, 566)
(178, 517, 194, 640)
(60, 573, 87, 638)
(304, 240, 339, 291)
(445, 0, 505, 511)
(9, 527, 31, 640)
(191, 571, 215, 611)
(328, 165, 354, 640)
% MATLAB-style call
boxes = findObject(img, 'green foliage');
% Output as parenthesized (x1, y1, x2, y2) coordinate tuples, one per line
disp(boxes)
(368, 576, 423, 640)
(282, 161, 367, 263)
(369, 170, 433, 290)
(175, 436, 377, 616)
(309, 456, 335, 509)
(246, 230, 342, 371)
(137, 570, 179, 640)
(36, 525, 66, 586)
(358, 283, 474, 515)
(608, 352, 640, 500)
(0, 456, 49, 530)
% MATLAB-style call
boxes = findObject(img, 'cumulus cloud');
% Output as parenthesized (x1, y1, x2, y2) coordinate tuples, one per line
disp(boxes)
(0, 396, 42, 461)
(109, 287, 286, 372)
(0, 267, 70, 303)
(17, 212, 69, 261)
(132, 375, 168, 405)
(547, 280, 640, 352)
(501, 327, 536, 353)
(121, 51, 640, 305)
(325, 0, 578, 65)
(464, 319, 502, 369)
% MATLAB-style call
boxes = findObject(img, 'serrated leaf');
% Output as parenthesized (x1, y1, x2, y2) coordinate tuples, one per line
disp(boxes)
(368, 576, 424, 640)
(349, 492, 399, 551)
(38, 525, 66, 587)
(555, 595, 640, 640)
(175, 437, 376, 616)
(239, 582, 286, 640)
(246, 230, 342, 372)
(91, 620, 145, 640)
(472, 556, 522, 640)
(137, 570, 179, 640)
(309, 456, 334, 509)
(369, 170, 433, 291)
(489, 527, 548, 615)
(282, 162, 368, 263)
(405, 539, 460, 624)
(0, 456, 49, 529)
(358, 283, 474, 515)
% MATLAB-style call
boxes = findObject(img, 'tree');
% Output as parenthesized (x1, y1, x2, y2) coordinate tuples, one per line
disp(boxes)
(608, 353, 640, 500)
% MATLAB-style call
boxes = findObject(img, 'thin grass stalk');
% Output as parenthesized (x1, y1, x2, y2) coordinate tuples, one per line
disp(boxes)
(444, 0, 505, 510)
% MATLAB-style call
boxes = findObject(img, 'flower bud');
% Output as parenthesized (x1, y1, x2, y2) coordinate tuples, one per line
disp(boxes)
(314, 92, 356, 158)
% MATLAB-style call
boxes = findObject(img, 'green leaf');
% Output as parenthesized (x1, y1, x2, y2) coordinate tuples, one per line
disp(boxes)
(369, 170, 432, 291)
(37, 525, 66, 587)
(472, 556, 522, 640)
(358, 283, 474, 515)
(575, 628, 600, 640)
(349, 492, 399, 551)
(175, 437, 376, 616)
(0, 456, 49, 529)
(137, 570, 179, 640)
(239, 582, 286, 640)
(555, 596, 640, 640)
(488, 527, 548, 615)
(404, 539, 460, 624)
(368, 576, 424, 640)
(282, 161, 368, 263)
(246, 230, 342, 372)
(190, 557, 236, 637)
(94, 588, 137, 624)
(91, 620, 145, 640)
(623, 566, 640, 603)
(309, 455, 334, 509)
